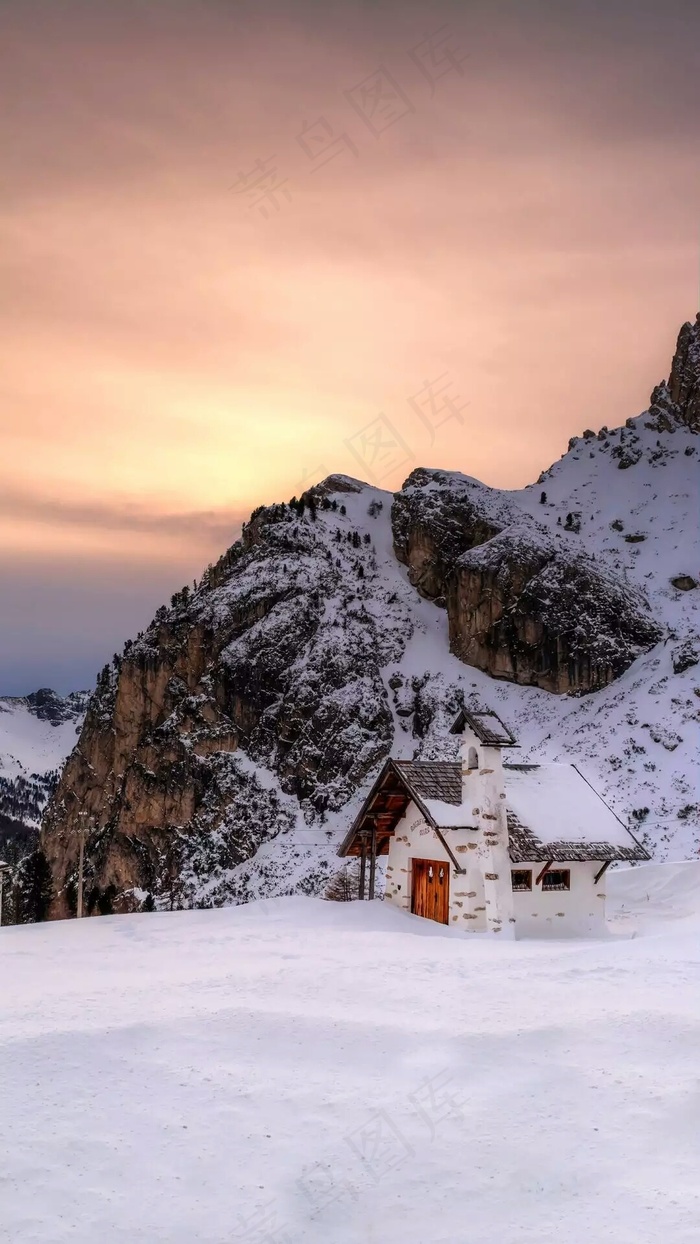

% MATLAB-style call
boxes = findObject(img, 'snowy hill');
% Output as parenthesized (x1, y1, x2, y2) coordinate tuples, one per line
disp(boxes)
(30, 316, 700, 919)
(1, 862, 698, 1242)
(0, 689, 88, 857)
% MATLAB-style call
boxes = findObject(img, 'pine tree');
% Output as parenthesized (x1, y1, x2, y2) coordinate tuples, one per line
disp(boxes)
(325, 861, 361, 901)
(17, 849, 53, 922)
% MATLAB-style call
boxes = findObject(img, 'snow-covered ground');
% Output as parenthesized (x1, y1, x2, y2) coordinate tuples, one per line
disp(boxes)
(1, 862, 698, 1243)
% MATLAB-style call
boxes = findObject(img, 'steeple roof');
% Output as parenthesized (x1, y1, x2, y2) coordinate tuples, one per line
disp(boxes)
(449, 709, 518, 746)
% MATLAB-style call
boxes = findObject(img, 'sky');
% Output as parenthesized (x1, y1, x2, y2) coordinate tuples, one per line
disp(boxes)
(1, 0, 699, 695)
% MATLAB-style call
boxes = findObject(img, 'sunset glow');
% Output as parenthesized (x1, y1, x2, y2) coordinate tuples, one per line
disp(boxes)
(2, 0, 699, 691)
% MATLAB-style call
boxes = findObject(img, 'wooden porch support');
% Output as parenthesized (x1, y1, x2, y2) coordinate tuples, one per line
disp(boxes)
(358, 833, 367, 900)
(535, 860, 554, 886)
(594, 860, 611, 886)
(368, 827, 377, 900)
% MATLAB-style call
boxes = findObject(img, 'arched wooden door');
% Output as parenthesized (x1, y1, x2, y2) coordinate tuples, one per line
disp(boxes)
(411, 858, 450, 925)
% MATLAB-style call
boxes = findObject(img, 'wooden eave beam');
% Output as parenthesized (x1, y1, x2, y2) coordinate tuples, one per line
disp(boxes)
(430, 825, 466, 875)
(594, 860, 611, 885)
(345, 803, 405, 855)
(535, 860, 555, 886)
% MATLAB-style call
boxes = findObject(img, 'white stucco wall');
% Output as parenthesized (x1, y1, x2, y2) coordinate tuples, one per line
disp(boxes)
(384, 801, 489, 932)
(460, 735, 515, 937)
(383, 803, 609, 939)
(511, 861, 608, 937)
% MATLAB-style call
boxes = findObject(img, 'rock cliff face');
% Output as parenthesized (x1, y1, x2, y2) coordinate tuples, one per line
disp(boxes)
(31, 317, 700, 918)
(668, 313, 700, 431)
(391, 469, 518, 603)
(40, 479, 410, 917)
(446, 526, 661, 693)
(392, 470, 661, 693)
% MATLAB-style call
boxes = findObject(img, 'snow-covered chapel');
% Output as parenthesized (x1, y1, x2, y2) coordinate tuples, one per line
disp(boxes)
(338, 710, 649, 937)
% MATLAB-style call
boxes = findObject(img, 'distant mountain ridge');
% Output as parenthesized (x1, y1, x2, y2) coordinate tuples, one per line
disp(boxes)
(0, 690, 89, 866)
(15, 315, 700, 920)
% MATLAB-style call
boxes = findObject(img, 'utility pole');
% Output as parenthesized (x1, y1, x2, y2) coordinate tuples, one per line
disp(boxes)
(0, 861, 9, 928)
(76, 812, 89, 919)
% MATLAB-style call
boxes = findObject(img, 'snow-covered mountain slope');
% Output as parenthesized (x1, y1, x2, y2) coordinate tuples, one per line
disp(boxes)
(0, 690, 88, 849)
(1, 863, 698, 1243)
(507, 408, 699, 854)
(315, 473, 698, 862)
(0, 689, 87, 783)
(515, 416, 698, 638)
(33, 316, 700, 920)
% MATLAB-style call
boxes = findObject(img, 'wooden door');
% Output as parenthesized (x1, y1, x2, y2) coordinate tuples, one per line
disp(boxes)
(411, 858, 450, 925)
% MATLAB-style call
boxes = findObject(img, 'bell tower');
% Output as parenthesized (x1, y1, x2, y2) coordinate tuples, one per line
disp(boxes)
(450, 709, 518, 936)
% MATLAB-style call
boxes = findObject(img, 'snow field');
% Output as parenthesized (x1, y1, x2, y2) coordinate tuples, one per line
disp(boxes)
(1, 862, 699, 1244)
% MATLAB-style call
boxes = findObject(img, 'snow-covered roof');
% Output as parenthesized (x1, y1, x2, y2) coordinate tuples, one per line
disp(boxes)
(504, 764, 649, 862)
(450, 709, 518, 746)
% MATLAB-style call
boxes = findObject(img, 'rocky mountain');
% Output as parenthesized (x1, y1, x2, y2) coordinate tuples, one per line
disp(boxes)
(393, 468, 662, 692)
(0, 690, 89, 864)
(27, 316, 700, 920)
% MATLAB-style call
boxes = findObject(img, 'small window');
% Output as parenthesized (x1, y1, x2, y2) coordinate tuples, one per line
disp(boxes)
(511, 869, 532, 892)
(467, 746, 479, 770)
(541, 869, 570, 892)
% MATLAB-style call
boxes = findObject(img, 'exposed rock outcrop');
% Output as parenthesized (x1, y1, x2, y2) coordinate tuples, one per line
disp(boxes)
(645, 312, 700, 433)
(23, 688, 90, 726)
(446, 525, 662, 694)
(668, 313, 700, 431)
(391, 468, 519, 602)
(672, 635, 699, 675)
(391, 472, 661, 694)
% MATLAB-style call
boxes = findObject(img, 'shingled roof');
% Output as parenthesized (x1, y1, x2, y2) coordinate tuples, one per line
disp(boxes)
(449, 709, 518, 746)
(393, 760, 461, 806)
(506, 813, 646, 862)
(336, 758, 474, 860)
